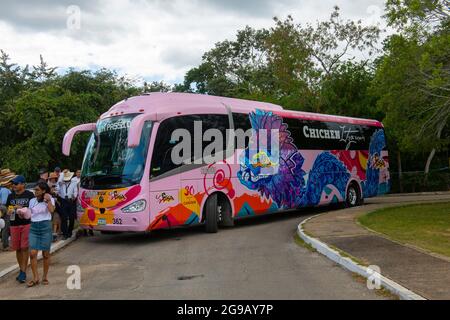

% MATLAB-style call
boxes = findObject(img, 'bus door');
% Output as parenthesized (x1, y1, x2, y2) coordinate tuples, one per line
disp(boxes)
(148, 118, 182, 230)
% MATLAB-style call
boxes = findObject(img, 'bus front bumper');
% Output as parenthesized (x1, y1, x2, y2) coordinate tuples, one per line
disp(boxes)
(77, 210, 150, 232)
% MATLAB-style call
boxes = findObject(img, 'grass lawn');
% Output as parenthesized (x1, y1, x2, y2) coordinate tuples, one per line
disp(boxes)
(358, 202, 450, 258)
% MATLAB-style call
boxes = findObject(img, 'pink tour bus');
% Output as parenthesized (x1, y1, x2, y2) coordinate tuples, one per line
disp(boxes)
(62, 93, 390, 234)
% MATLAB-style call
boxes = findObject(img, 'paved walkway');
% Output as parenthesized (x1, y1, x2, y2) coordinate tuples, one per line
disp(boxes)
(0, 249, 19, 274)
(304, 192, 450, 300)
(0, 233, 76, 278)
(0, 213, 385, 299)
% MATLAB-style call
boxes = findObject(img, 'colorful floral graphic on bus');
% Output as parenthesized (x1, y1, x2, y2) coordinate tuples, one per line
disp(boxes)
(145, 110, 389, 232)
(79, 185, 141, 226)
(238, 109, 350, 209)
(149, 191, 205, 230)
(362, 129, 390, 197)
(203, 162, 236, 199)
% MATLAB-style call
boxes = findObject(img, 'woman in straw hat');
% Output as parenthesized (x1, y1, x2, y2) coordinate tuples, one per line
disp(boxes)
(0, 170, 15, 205)
(0, 170, 15, 251)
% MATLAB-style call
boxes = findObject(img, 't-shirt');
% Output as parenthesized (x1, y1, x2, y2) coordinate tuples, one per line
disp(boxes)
(6, 190, 35, 226)
(29, 197, 55, 222)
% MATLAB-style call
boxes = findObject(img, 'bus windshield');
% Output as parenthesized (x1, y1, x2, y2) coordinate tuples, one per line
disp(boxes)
(80, 114, 152, 190)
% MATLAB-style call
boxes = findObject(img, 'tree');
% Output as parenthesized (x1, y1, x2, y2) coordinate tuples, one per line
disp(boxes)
(31, 55, 57, 83)
(182, 26, 272, 98)
(0, 55, 142, 179)
(143, 81, 171, 93)
(385, 0, 449, 31)
(374, 0, 449, 174)
(181, 7, 381, 114)
(0, 50, 26, 105)
(296, 6, 380, 79)
(320, 61, 382, 119)
(264, 15, 317, 111)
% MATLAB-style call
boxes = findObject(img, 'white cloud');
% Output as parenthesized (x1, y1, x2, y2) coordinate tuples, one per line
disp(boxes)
(0, 0, 387, 84)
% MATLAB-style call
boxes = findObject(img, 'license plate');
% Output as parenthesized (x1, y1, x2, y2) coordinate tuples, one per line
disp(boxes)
(97, 218, 107, 226)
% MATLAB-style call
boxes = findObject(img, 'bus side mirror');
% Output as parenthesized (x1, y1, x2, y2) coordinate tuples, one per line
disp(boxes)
(128, 113, 157, 148)
(62, 123, 96, 156)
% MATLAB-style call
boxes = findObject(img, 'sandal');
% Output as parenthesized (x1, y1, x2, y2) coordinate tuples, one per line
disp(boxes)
(42, 279, 50, 285)
(27, 280, 40, 287)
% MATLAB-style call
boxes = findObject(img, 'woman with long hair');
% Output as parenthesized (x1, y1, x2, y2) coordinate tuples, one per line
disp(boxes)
(20, 182, 55, 287)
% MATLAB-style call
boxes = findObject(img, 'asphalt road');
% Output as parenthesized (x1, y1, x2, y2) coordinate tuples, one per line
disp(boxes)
(0, 206, 388, 299)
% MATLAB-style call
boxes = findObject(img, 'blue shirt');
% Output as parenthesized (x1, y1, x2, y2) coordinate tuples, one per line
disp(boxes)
(0, 187, 11, 206)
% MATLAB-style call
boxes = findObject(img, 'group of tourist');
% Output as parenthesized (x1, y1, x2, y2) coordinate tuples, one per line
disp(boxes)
(0, 167, 88, 287)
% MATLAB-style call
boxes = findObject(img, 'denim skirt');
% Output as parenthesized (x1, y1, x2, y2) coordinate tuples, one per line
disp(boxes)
(29, 220, 52, 251)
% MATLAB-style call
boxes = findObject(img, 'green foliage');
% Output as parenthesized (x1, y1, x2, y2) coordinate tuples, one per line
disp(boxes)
(182, 26, 272, 98)
(181, 6, 381, 115)
(373, 0, 449, 160)
(0, 56, 142, 180)
(385, 0, 449, 32)
(320, 61, 383, 120)
(0, 50, 27, 105)
(143, 81, 171, 93)
(177, 3, 448, 184)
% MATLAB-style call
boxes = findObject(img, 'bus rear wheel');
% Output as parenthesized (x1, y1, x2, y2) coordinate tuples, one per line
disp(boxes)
(346, 183, 361, 208)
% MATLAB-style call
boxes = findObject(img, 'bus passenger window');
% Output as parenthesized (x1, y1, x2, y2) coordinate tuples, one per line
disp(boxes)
(150, 118, 183, 178)
(150, 114, 230, 178)
(233, 113, 252, 150)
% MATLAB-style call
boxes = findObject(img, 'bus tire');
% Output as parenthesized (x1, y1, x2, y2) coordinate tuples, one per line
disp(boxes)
(218, 193, 234, 228)
(204, 194, 219, 233)
(346, 183, 361, 208)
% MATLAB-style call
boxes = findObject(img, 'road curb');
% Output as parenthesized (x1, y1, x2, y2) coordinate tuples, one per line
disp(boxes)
(297, 215, 426, 300)
(381, 191, 450, 198)
(0, 234, 77, 280)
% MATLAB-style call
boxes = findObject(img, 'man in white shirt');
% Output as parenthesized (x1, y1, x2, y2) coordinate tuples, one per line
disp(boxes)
(57, 171, 77, 240)
(71, 170, 81, 187)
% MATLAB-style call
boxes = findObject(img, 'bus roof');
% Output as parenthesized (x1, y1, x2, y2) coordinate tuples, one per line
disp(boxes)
(273, 110, 383, 127)
(103, 92, 383, 127)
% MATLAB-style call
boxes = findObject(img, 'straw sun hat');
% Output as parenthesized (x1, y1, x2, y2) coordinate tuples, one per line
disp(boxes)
(63, 171, 75, 182)
(0, 169, 16, 187)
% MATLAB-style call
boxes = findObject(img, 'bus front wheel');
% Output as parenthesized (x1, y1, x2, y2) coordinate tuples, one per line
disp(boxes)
(204, 194, 219, 233)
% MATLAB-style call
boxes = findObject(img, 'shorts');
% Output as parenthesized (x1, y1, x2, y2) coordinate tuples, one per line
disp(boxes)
(29, 220, 53, 251)
(10, 224, 31, 250)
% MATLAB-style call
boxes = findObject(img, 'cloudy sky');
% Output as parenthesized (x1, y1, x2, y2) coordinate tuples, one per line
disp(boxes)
(0, 0, 387, 84)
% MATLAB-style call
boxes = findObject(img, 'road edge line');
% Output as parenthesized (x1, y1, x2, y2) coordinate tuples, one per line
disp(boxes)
(297, 214, 426, 300)
(0, 234, 77, 280)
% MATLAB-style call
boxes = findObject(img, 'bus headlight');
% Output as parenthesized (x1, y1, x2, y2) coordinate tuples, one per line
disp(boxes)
(122, 200, 146, 213)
